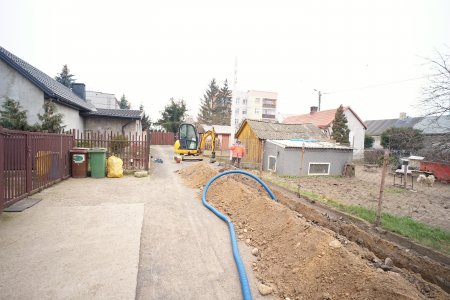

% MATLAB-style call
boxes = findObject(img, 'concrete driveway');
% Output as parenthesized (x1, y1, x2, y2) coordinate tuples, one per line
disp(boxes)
(0, 145, 265, 299)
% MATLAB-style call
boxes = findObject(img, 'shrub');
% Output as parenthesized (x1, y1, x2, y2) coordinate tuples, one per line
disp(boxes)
(110, 135, 129, 155)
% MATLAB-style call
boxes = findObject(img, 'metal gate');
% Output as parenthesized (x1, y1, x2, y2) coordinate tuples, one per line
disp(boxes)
(0, 128, 73, 209)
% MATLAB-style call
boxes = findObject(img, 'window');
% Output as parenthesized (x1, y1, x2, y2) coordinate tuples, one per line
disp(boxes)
(242, 109, 247, 115)
(255, 98, 260, 104)
(235, 119, 239, 126)
(255, 108, 260, 114)
(308, 163, 330, 175)
(236, 98, 240, 104)
(242, 98, 247, 104)
(268, 156, 276, 171)
(235, 108, 239, 114)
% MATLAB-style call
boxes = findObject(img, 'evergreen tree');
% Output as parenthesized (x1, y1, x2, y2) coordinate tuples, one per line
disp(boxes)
(0, 97, 29, 130)
(158, 98, 187, 133)
(55, 65, 75, 87)
(364, 134, 375, 148)
(381, 127, 424, 153)
(331, 105, 350, 145)
(197, 79, 220, 125)
(119, 94, 131, 109)
(140, 104, 151, 131)
(217, 80, 232, 125)
(38, 101, 64, 133)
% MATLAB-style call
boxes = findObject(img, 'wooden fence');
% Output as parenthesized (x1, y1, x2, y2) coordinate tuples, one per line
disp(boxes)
(0, 128, 74, 209)
(71, 130, 150, 171)
(150, 131, 175, 145)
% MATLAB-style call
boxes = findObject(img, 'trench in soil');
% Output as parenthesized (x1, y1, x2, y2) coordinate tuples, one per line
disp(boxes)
(178, 163, 450, 299)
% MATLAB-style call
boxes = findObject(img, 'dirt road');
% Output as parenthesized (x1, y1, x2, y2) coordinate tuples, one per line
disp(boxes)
(135, 145, 266, 299)
(1, 145, 264, 299)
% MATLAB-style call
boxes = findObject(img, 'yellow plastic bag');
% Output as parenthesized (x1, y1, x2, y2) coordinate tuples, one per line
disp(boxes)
(107, 155, 123, 178)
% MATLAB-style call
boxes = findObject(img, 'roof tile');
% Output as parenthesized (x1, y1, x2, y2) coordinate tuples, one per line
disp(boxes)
(284, 106, 367, 129)
(81, 108, 143, 119)
(238, 119, 328, 140)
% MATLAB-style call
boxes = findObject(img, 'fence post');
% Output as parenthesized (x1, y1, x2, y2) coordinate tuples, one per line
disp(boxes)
(25, 132, 33, 193)
(146, 130, 150, 170)
(0, 127, 5, 212)
(376, 149, 389, 226)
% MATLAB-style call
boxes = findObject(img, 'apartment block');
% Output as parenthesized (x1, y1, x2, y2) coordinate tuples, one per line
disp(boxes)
(233, 90, 278, 127)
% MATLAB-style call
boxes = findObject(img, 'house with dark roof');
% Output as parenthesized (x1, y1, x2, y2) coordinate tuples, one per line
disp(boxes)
(81, 108, 143, 134)
(366, 113, 450, 161)
(234, 119, 329, 168)
(0, 45, 143, 134)
(365, 114, 423, 149)
(283, 106, 367, 159)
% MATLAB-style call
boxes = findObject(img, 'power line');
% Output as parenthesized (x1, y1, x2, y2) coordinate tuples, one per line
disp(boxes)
(325, 75, 429, 95)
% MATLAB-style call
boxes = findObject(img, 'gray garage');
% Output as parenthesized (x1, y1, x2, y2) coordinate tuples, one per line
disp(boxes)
(263, 139, 353, 176)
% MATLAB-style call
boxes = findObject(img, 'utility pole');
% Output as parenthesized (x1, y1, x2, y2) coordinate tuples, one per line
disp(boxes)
(230, 56, 238, 147)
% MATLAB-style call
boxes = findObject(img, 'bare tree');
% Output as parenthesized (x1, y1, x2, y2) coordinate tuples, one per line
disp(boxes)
(420, 49, 450, 118)
(418, 49, 450, 161)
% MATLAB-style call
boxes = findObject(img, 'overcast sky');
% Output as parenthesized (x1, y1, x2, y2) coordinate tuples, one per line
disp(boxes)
(1, 0, 449, 122)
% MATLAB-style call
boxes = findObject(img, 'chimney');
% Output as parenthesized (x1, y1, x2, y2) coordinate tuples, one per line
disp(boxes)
(71, 83, 86, 100)
(399, 112, 407, 120)
(310, 106, 318, 114)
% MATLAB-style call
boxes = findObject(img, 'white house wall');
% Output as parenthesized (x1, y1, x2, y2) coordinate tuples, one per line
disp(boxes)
(55, 103, 84, 131)
(344, 110, 365, 159)
(0, 59, 45, 125)
(0, 59, 85, 131)
(372, 136, 383, 149)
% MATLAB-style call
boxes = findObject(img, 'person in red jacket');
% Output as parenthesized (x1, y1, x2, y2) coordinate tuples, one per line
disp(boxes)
(230, 140, 245, 168)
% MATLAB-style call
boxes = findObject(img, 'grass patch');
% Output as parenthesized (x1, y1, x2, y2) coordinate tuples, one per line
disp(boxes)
(264, 176, 450, 255)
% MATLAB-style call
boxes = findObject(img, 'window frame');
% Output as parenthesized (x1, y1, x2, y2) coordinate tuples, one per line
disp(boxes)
(268, 155, 277, 172)
(308, 162, 330, 175)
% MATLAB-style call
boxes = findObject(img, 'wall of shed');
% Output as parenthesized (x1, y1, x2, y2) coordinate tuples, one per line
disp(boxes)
(85, 117, 142, 135)
(235, 122, 262, 168)
(263, 143, 353, 176)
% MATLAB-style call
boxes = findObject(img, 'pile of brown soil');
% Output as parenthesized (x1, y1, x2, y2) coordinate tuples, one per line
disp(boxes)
(178, 163, 448, 299)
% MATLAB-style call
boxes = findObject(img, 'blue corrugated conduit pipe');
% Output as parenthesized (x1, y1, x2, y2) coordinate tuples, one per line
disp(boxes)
(202, 170, 277, 300)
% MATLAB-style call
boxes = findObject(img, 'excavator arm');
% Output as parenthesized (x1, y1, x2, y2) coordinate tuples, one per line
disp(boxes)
(199, 127, 216, 163)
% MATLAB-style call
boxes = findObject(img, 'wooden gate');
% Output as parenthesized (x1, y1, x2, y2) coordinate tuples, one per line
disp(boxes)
(150, 131, 175, 145)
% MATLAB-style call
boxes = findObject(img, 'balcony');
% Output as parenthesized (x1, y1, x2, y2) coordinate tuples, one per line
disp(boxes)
(262, 114, 276, 119)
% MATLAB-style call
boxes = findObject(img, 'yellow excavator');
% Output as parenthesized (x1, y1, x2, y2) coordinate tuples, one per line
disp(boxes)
(174, 123, 216, 163)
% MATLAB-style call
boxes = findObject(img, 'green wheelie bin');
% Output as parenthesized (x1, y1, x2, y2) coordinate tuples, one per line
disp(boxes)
(89, 148, 107, 178)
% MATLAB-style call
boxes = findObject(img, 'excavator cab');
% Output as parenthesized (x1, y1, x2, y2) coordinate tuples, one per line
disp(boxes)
(178, 123, 199, 152)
